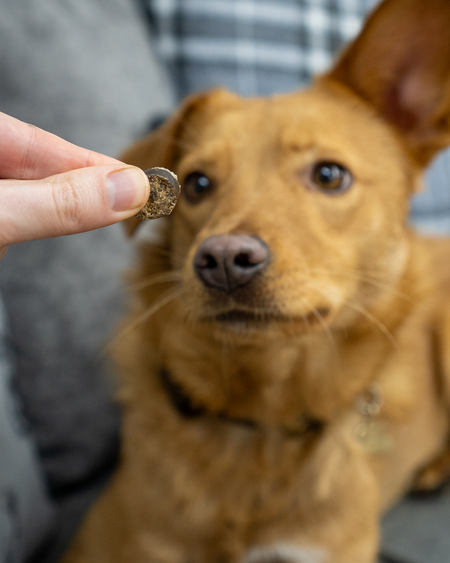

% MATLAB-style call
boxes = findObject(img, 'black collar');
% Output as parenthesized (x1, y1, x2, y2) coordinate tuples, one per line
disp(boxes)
(159, 367, 325, 437)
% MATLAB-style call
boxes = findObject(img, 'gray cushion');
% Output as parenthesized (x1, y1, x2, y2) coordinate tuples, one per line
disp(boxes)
(0, 0, 173, 560)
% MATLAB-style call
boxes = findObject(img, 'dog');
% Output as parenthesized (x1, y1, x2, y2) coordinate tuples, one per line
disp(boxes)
(63, 0, 450, 561)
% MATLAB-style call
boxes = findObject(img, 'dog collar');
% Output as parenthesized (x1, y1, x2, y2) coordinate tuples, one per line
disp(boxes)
(159, 367, 325, 438)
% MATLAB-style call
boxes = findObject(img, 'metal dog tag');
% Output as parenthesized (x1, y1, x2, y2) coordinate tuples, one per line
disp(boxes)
(354, 382, 394, 455)
(354, 417, 394, 455)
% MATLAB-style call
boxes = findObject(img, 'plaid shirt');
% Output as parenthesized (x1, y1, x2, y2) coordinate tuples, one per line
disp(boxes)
(143, 0, 378, 98)
(141, 0, 450, 235)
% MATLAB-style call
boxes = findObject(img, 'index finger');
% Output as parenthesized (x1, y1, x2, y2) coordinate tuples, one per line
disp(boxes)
(0, 112, 121, 181)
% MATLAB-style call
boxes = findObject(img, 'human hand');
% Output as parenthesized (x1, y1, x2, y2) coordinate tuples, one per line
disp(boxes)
(0, 112, 150, 258)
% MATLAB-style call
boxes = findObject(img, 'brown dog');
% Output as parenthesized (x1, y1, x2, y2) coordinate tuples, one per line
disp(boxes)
(64, 0, 450, 561)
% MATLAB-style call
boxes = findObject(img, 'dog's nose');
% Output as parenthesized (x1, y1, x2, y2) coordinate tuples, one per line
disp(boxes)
(194, 235, 270, 293)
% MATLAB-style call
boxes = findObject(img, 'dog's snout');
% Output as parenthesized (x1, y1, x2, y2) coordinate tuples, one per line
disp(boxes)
(194, 235, 270, 293)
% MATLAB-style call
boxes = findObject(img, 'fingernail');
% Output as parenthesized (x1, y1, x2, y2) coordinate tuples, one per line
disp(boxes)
(106, 168, 149, 212)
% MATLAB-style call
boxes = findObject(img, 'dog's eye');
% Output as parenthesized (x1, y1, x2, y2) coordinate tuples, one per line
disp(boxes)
(311, 162, 352, 194)
(182, 172, 214, 204)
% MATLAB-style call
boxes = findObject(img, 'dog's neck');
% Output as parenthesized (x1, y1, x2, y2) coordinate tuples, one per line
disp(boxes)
(159, 365, 326, 437)
(155, 318, 394, 428)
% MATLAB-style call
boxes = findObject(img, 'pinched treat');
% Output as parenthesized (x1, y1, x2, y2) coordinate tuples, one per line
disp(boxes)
(135, 167, 180, 220)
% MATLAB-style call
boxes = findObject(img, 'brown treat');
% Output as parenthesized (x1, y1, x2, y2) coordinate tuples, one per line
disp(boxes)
(135, 167, 180, 220)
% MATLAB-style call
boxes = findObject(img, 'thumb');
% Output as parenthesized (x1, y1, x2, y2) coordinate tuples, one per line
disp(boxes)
(0, 165, 150, 247)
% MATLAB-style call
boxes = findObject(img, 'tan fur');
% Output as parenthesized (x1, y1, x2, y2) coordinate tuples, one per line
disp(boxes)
(64, 1, 450, 562)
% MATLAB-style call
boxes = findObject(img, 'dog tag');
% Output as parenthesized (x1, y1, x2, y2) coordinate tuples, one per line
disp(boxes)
(354, 417, 394, 455)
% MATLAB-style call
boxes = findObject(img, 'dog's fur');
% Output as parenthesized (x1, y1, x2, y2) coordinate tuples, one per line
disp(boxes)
(64, 1, 450, 561)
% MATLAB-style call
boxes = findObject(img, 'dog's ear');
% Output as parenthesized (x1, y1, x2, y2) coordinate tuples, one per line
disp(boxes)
(327, 0, 450, 166)
(120, 89, 233, 235)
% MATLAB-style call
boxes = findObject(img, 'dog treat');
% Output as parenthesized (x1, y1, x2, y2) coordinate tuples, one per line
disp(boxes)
(135, 167, 180, 220)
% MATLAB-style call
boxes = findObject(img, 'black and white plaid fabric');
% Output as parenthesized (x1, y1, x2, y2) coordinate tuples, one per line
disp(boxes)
(142, 0, 450, 235)
(143, 0, 378, 98)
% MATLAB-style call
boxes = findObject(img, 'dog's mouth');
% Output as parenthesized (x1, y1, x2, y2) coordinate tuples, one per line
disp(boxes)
(214, 310, 278, 327)
(208, 307, 331, 330)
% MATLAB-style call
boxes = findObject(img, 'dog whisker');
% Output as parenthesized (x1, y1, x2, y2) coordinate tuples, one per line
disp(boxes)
(298, 303, 313, 335)
(299, 294, 340, 362)
(303, 267, 410, 301)
(300, 277, 397, 347)
(132, 286, 184, 329)
(143, 243, 187, 265)
(304, 265, 396, 281)
(102, 286, 184, 358)
(128, 271, 183, 292)
(341, 298, 398, 348)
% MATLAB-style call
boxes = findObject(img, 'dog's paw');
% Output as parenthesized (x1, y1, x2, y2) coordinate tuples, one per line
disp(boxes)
(410, 449, 450, 495)
(241, 544, 326, 563)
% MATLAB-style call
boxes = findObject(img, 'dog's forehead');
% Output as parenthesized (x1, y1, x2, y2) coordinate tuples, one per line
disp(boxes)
(191, 85, 405, 167)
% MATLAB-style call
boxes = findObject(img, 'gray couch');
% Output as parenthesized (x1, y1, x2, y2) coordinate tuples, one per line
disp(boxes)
(0, 0, 172, 560)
